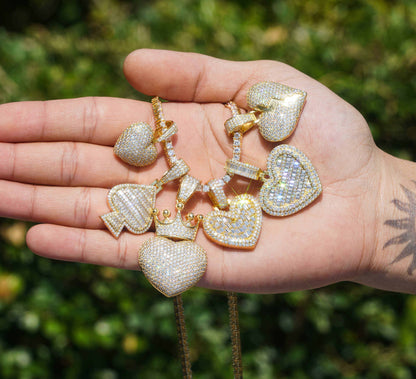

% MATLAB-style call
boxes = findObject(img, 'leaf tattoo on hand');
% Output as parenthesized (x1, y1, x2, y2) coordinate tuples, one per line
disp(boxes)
(384, 181, 416, 274)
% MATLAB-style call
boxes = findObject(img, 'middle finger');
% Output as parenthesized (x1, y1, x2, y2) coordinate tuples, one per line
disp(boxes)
(0, 179, 108, 228)
(0, 141, 169, 187)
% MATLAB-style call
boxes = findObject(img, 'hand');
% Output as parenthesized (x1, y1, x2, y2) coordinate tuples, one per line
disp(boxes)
(0, 49, 400, 293)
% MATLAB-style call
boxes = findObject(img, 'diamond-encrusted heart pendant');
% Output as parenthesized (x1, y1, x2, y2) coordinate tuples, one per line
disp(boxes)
(247, 81, 306, 142)
(138, 236, 207, 297)
(260, 145, 321, 216)
(114, 122, 157, 167)
(203, 194, 262, 249)
(101, 184, 156, 238)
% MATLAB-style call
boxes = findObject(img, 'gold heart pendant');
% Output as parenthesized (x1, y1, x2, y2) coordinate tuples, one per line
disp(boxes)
(114, 122, 157, 167)
(101, 184, 156, 238)
(260, 145, 321, 216)
(138, 236, 207, 297)
(247, 81, 306, 142)
(203, 194, 262, 249)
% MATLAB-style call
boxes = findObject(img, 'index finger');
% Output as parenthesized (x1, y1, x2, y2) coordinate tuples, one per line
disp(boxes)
(123, 49, 312, 105)
(0, 97, 152, 144)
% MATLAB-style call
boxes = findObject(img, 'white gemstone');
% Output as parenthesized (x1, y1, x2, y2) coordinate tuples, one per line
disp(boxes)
(138, 237, 207, 297)
(203, 194, 262, 249)
(222, 174, 231, 183)
(259, 145, 321, 216)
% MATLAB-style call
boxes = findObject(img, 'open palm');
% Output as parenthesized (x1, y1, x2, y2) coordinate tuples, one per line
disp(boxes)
(0, 49, 381, 293)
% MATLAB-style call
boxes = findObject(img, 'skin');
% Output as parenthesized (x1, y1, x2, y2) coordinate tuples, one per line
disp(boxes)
(0, 49, 413, 294)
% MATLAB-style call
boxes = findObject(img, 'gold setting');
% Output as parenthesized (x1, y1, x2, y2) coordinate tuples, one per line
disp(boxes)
(102, 82, 322, 297)
(101, 184, 156, 238)
(134, 97, 208, 299)
(207, 178, 229, 209)
(99, 81, 323, 379)
(260, 145, 322, 216)
(154, 209, 202, 241)
(225, 113, 257, 135)
(138, 236, 207, 297)
(247, 81, 306, 142)
(114, 122, 158, 167)
(225, 159, 262, 180)
(203, 194, 262, 249)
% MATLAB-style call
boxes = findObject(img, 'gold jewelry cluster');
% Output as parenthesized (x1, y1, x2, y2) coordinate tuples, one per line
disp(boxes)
(101, 82, 322, 297)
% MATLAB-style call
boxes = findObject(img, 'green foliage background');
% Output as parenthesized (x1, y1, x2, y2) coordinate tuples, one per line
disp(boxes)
(0, 0, 415, 378)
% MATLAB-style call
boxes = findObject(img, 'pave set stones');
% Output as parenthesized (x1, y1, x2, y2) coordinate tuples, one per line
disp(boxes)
(155, 210, 200, 242)
(114, 122, 157, 167)
(101, 82, 322, 297)
(203, 194, 262, 249)
(225, 159, 262, 180)
(101, 184, 156, 238)
(139, 237, 207, 297)
(104, 97, 209, 297)
(259, 145, 321, 216)
(222, 81, 321, 225)
(247, 81, 306, 142)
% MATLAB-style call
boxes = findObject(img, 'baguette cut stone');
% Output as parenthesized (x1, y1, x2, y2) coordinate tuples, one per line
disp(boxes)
(260, 145, 321, 216)
(225, 159, 261, 180)
(101, 184, 156, 238)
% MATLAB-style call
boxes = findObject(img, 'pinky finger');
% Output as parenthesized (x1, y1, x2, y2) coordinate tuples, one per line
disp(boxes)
(26, 224, 229, 292)
(26, 224, 148, 270)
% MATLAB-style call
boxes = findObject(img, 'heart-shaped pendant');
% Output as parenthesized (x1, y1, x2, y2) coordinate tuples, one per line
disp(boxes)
(260, 145, 321, 216)
(114, 122, 157, 167)
(203, 194, 262, 249)
(247, 81, 306, 142)
(101, 184, 156, 238)
(138, 236, 207, 297)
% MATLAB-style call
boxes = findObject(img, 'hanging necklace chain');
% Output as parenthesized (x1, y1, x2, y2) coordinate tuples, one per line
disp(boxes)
(101, 81, 322, 378)
(151, 97, 243, 378)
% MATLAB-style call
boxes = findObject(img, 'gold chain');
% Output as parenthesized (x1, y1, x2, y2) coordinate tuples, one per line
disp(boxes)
(173, 295, 193, 379)
(105, 81, 316, 378)
(227, 292, 243, 378)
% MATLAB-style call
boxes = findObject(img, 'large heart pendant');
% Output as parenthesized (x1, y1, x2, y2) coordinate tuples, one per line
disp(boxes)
(101, 184, 156, 238)
(247, 81, 306, 142)
(138, 236, 207, 297)
(260, 145, 321, 216)
(203, 194, 262, 249)
(114, 122, 157, 167)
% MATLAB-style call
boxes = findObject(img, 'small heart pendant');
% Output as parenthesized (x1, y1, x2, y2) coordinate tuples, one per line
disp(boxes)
(260, 145, 321, 216)
(101, 184, 156, 238)
(203, 194, 262, 249)
(247, 81, 306, 142)
(114, 122, 157, 167)
(138, 237, 207, 297)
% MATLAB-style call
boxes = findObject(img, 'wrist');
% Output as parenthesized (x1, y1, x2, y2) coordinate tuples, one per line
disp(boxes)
(355, 150, 416, 293)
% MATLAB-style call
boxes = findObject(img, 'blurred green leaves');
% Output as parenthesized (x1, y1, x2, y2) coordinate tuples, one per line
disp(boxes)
(0, 0, 416, 377)
(1, 0, 415, 155)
